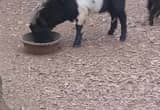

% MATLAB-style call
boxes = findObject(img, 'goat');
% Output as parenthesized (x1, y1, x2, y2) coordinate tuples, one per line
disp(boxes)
(147, 0, 160, 25)
(30, 0, 127, 47)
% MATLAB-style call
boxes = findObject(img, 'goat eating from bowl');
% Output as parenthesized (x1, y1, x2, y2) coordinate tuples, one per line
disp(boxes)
(30, 0, 127, 47)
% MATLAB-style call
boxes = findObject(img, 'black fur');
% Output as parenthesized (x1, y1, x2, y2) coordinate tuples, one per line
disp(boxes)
(30, 0, 127, 46)
(147, 0, 160, 25)
(30, 0, 79, 43)
(100, 0, 127, 42)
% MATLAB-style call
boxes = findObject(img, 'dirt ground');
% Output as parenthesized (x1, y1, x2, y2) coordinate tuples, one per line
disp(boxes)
(0, 0, 160, 110)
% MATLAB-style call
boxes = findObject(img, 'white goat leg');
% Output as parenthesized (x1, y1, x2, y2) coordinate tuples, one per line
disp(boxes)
(77, 7, 89, 25)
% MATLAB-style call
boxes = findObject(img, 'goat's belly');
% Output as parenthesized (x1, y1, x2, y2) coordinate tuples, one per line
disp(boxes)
(76, 0, 103, 13)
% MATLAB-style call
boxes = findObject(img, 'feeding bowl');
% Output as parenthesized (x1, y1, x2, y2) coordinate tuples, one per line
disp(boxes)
(22, 32, 61, 54)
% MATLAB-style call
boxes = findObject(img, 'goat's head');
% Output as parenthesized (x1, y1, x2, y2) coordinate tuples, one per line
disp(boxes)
(29, 0, 66, 42)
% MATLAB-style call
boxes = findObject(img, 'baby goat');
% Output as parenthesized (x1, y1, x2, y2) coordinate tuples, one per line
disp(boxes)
(30, 0, 127, 47)
(147, 0, 160, 25)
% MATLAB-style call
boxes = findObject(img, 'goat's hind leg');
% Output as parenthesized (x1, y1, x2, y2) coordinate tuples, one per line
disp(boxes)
(149, 7, 158, 26)
(108, 12, 118, 35)
(118, 11, 127, 41)
(112, 0, 127, 41)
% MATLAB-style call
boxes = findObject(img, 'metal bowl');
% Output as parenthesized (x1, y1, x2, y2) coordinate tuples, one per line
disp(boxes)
(22, 32, 61, 54)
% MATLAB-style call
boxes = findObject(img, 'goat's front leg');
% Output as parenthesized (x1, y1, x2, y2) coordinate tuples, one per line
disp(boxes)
(73, 23, 83, 47)
(73, 8, 88, 47)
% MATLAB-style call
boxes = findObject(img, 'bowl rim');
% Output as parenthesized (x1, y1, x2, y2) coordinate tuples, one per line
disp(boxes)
(21, 32, 62, 46)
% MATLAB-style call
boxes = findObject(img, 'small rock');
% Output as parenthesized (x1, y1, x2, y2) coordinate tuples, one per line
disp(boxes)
(18, 21, 23, 25)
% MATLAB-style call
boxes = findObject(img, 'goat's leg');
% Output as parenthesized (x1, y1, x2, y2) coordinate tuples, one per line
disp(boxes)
(73, 24, 83, 47)
(118, 11, 127, 41)
(112, 0, 127, 41)
(147, 0, 152, 11)
(149, 10, 155, 26)
(73, 8, 88, 47)
(149, 8, 158, 26)
(108, 13, 118, 35)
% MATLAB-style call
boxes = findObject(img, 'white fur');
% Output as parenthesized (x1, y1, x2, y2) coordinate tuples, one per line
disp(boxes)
(76, 0, 103, 12)
(76, 0, 104, 25)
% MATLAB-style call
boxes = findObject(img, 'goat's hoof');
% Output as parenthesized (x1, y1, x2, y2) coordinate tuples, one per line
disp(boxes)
(149, 21, 154, 26)
(149, 23, 154, 26)
(73, 44, 81, 48)
(108, 30, 114, 35)
(120, 36, 126, 42)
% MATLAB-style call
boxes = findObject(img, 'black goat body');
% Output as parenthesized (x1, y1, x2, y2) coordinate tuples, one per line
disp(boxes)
(30, 0, 127, 47)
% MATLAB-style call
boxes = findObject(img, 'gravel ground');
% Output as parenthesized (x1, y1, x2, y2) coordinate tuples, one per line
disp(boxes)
(0, 0, 160, 110)
(0, 76, 10, 110)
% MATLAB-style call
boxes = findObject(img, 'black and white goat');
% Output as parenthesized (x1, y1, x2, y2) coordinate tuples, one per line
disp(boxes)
(30, 0, 127, 47)
(147, 0, 160, 25)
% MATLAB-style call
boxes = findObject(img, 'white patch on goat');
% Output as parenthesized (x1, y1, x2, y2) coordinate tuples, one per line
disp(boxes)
(76, 0, 103, 25)
(76, 0, 103, 12)
(30, 0, 46, 25)
(76, 8, 89, 25)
